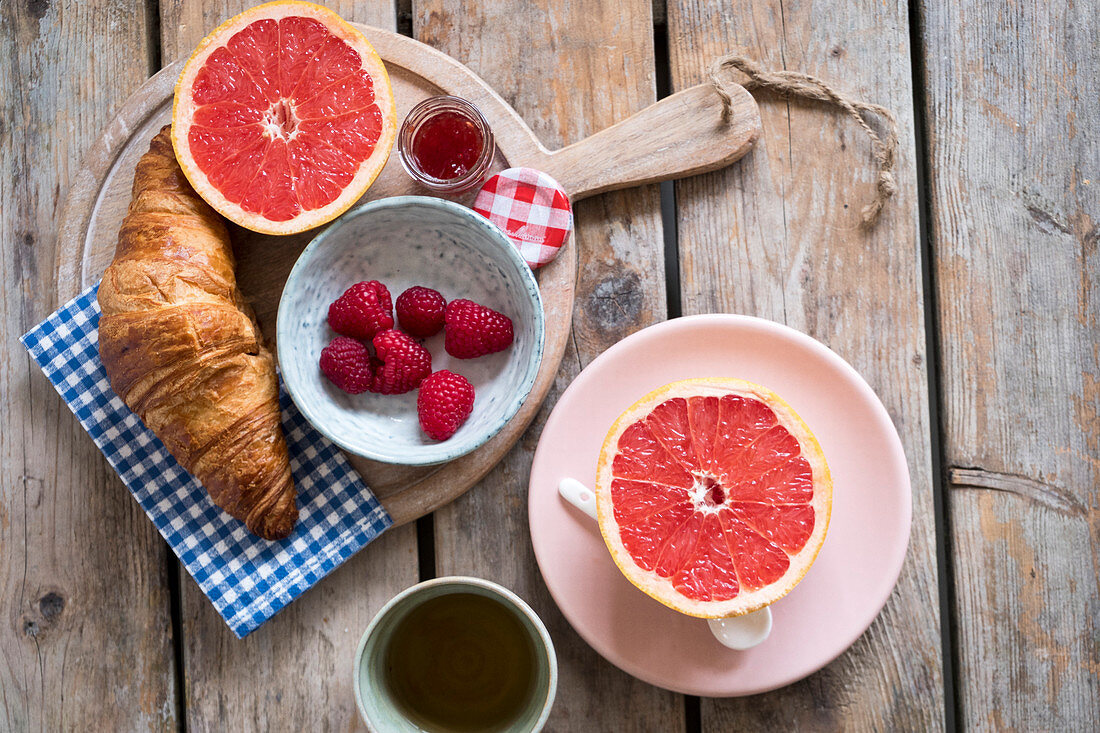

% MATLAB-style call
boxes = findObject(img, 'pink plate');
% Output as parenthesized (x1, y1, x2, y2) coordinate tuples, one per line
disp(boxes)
(528, 314, 911, 697)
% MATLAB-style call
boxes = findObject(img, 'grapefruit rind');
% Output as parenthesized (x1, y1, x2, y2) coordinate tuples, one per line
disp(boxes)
(594, 378, 832, 619)
(171, 1, 397, 235)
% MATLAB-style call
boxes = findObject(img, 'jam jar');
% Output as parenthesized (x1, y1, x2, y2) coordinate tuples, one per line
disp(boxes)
(398, 96, 495, 194)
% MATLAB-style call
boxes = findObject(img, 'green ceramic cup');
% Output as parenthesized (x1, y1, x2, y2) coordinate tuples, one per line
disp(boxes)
(354, 576, 557, 732)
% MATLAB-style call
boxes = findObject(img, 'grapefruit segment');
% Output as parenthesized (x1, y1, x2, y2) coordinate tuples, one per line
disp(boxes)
(296, 74, 376, 118)
(192, 102, 266, 128)
(224, 19, 280, 96)
(611, 422, 694, 488)
(727, 457, 814, 504)
(239, 140, 297, 220)
(595, 378, 832, 618)
(687, 395, 721, 472)
(172, 1, 397, 235)
(279, 17, 335, 91)
(729, 502, 816, 553)
(738, 425, 802, 476)
(718, 512, 791, 591)
(713, 393, 776, 465)
(618, 503, 694, 573)
(647, 397, 700, 471)
(609, 478, 689, 524)
(673, 514, 740, 602)
(293, 36, 363, 93)
(653, 512, 703, 578)
(191, 48, 268, 107)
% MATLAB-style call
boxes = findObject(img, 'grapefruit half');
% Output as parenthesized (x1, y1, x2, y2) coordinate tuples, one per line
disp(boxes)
(595, 378, 832, 618)
(171, 1, 397, 235)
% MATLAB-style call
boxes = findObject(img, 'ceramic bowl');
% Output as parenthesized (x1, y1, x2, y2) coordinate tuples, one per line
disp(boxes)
(277, 196, 544, 465)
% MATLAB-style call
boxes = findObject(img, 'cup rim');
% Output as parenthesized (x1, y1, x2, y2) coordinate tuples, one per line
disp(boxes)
(353, 575, 558, 732)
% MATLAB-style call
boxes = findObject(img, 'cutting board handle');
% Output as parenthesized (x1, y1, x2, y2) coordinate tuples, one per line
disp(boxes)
(538, 82, 760, 201)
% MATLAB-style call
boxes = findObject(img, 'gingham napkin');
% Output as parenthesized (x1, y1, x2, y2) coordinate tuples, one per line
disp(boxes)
(473, 167, 573, 269)
(20, 283, 392, 638)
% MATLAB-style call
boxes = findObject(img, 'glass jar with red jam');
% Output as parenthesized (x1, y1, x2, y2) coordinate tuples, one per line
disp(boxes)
(398, 96, 495, 194)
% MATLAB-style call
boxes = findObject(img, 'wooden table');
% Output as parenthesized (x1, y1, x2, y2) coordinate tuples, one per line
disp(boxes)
(2, 0, 1096, 730)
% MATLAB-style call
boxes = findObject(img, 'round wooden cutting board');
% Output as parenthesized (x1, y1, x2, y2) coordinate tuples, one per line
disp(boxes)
(55, 25, 760, 526)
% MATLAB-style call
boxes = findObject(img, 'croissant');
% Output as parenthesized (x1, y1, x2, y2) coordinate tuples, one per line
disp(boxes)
(98, 126, 298, 540)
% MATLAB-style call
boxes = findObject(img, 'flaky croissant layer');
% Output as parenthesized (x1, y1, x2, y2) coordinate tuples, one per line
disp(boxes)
(98, 126, 298, 540)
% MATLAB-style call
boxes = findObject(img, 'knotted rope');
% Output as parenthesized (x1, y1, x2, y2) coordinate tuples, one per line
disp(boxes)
(710, 53, 899, 226)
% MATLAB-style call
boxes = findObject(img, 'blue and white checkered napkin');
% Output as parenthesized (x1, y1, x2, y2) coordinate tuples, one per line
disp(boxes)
(21, 283, 393, 638)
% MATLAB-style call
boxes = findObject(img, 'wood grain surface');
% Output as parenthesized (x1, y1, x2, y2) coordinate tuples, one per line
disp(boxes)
(666, 0, 945, 728)
(535, 83, 759, 200)
(418, 0, 685, 730)
(921, 0, 1100, 728)
(0, 1, 179, 730)
(6, 0, 1099, 729)
(157, 2, 420, 731)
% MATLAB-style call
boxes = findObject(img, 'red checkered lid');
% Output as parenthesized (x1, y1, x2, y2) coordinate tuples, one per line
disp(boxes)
(472, 167, 573, 269)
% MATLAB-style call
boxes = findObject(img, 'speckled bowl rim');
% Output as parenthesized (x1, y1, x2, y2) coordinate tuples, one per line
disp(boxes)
(276, 195, 545, 466)
(352, 576, 558, 732)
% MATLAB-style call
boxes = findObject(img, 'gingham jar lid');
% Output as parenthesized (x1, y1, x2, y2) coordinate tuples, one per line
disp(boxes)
(472, 167, 573, 269)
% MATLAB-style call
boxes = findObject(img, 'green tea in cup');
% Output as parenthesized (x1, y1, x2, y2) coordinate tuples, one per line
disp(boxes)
(355, 577, 557, 732)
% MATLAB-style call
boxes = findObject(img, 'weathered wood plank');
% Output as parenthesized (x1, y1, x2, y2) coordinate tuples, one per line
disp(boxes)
(158, 2, 421, 730)
(419, 0, 684, 729)
(667, 0, 944, 727)
(922, 0, 1100, 727)
(0, 1, 178, 730)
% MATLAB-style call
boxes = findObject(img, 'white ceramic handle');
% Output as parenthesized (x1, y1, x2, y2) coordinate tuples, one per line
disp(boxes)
(707, 608, 772, 650)
(557, 477, 598, 520)
(557, 478, 771, 650)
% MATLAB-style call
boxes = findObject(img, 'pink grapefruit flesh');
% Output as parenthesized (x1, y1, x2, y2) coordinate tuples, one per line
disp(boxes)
(595, 378, 832, 618)
(172, 1, 397, 235)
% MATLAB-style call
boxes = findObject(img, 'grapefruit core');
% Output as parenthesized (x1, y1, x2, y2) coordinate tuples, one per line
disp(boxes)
(594, 378, 832, 618)
(171, 1, 397, 235)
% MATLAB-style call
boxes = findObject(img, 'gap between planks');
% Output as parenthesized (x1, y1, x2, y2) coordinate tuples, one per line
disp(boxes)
(654, 13, 699, 733)
(144, 0, 187, 730)
(392, 0, 441, 589)
(907, 0, 959, 728)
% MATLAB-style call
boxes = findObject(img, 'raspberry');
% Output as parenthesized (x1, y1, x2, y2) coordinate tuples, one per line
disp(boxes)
(327, 281, 394, 340)
(417, 370, 475, 440)
(395, 286, 447, 338)
(319, 337, 375, 394)
(443, 299, 514, 359)
(370, 329, 432, 394)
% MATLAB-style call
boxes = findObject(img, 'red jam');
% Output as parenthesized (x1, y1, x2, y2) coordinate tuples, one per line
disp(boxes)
(411, 112, 484, 181)
(398, 96, 494, 193)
